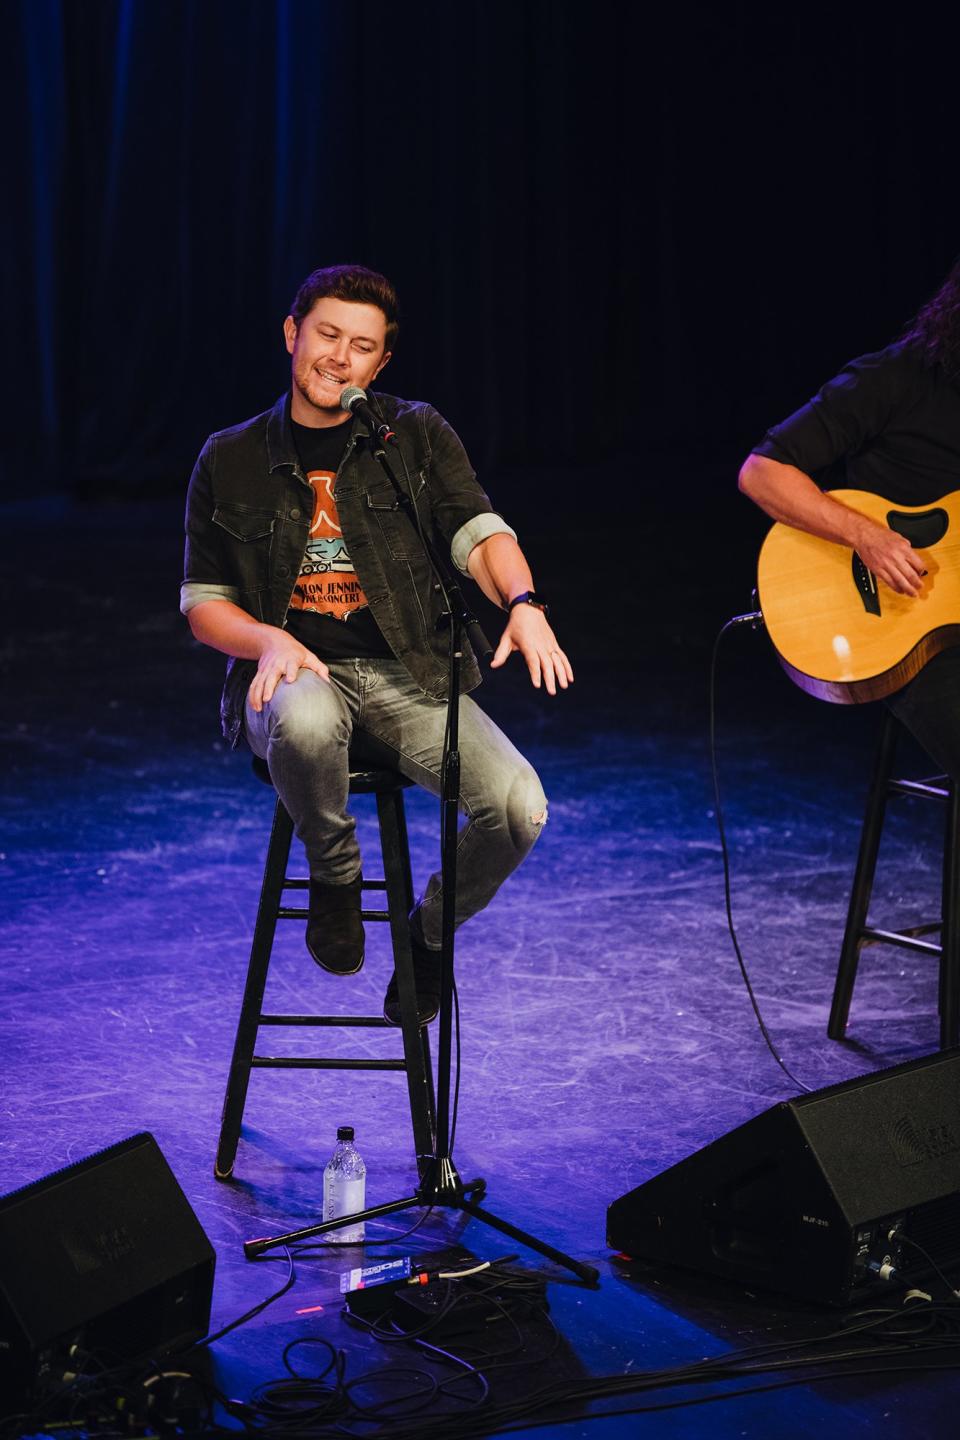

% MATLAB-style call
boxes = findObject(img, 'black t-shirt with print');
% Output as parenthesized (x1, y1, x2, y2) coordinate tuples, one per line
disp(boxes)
(284, 419, 393, 660)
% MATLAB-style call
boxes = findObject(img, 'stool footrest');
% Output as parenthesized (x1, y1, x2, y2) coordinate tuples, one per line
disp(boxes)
(259, 1013, 391, 1027)
(276, 907, 390, 921)
(860, 925, 942, 955)
(251, 1057, 408, 1071)
(889, 777, 950, 800)
(279, 878, 388, 891)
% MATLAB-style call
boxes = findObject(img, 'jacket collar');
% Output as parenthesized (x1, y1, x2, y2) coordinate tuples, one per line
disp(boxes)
(265, 390, 372, 473)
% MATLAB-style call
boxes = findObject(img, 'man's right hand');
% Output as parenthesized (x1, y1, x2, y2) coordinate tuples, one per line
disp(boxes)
(849, 514, 927, 597)
(248, 628, 329, 712)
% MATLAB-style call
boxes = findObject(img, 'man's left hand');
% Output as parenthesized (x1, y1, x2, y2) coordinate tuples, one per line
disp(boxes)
(490, 604, 574, 695)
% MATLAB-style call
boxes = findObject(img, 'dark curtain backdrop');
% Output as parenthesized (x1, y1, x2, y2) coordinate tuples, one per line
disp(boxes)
(5, 0, 960, 499)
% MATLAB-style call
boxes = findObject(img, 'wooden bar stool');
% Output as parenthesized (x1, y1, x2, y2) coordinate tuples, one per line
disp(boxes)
(215, 756, 436, 1180)
(828, 708, 960, 1049)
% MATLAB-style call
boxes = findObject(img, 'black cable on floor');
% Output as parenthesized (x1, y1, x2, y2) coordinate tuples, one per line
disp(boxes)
(9, 1288, 960, 1440)
(709, 611, 813, 1094)
(194, 1245, 296, 1347)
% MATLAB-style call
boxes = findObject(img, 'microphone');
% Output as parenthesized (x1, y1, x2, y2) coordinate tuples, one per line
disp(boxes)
(340, 386, 398, 445)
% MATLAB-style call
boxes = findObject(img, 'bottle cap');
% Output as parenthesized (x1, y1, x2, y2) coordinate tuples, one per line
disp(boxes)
(337, 1126, 355, 1142)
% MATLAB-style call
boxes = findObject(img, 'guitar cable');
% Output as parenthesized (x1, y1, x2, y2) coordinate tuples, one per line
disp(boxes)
(709, 608, 813, 1094)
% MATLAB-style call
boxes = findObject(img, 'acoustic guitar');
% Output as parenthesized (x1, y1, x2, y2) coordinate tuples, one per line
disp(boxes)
(757, 488, 960, 704)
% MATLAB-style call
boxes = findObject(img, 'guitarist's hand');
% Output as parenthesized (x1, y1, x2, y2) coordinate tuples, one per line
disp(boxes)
(849, 515, 926, 597)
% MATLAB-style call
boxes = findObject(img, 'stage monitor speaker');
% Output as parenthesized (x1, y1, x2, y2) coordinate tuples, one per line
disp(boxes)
(0, 1132, 215, 1406)
(607, 1049, 960, 1305)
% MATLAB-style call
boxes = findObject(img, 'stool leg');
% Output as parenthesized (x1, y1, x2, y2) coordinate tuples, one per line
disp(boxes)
(215, 799, 294, 1179)
(377, 787, 436, 1163)
(828, 710, 898, 1040)
(939, 784, 960, 1049)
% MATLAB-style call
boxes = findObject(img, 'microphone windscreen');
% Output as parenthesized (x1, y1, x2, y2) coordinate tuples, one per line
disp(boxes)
(340, 385, 366, 414)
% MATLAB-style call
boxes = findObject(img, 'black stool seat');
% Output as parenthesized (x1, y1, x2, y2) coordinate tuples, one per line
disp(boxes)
(214, 754, 435, 1180)
(828, 709, 960, 1050)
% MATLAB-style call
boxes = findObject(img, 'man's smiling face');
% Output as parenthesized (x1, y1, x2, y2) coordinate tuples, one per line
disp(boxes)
(284, 297, 391, 427)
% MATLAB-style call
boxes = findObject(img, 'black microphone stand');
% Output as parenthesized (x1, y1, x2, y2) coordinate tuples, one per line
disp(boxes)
(244, 419, 598, 1285)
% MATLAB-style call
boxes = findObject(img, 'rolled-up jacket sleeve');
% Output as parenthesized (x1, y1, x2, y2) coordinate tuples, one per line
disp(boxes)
(450, 513, 517, 573)
(180, 580, 241, 614)
(182, 437, 234, 611)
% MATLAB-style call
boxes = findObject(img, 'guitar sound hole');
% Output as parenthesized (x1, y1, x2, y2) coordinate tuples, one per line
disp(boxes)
(887, 507, 948, 548)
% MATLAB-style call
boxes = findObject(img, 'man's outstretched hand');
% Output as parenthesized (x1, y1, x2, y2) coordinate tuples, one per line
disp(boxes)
(490, 603, 574, 696)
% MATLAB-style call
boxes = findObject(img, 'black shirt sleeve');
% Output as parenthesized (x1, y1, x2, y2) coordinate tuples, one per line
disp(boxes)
(752, 344, 923, 480)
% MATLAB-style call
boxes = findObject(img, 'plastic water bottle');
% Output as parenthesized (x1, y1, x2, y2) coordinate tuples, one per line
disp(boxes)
(322, 1126, 366, 1242)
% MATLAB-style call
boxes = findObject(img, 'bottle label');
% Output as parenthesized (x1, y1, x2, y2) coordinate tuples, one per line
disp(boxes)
(323, 1176, 366, 1241)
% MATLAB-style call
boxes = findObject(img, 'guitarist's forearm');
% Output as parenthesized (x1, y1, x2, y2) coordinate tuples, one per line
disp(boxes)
(739, 453, 925, 597)
(738, 454, 872, 548)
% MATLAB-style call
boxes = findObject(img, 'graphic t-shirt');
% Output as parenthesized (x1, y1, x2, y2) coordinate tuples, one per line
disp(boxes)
(284, 419, 392, 660)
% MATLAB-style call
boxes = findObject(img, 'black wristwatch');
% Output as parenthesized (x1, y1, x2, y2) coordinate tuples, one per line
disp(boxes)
(507, 591, 550, 617)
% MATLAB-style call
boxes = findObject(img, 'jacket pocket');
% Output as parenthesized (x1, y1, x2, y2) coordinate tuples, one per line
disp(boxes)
(212, 503, 279, 542)
(212, 503, 280, 599)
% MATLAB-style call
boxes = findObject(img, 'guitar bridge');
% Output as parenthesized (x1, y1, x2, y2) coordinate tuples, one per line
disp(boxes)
(852, 553, 881, 616)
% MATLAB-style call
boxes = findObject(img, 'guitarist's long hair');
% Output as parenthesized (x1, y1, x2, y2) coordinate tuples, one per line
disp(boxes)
(901, 257, 960, 379)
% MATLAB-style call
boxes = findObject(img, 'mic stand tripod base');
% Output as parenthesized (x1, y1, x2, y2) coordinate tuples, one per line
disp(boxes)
(243, 1155, 600, 1284)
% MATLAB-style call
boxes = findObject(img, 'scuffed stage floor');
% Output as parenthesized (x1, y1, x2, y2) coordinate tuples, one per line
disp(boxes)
(4, 488, 960, 1436)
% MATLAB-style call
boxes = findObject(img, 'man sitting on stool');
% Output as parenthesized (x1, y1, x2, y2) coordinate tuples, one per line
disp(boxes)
(181, 263, 572, 1023)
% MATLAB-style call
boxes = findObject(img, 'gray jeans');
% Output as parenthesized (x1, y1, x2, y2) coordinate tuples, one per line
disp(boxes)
(244, 659, 547, 949)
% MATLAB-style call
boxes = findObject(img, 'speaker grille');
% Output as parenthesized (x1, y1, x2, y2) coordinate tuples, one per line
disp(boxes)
(903, 1191, 960, 1278)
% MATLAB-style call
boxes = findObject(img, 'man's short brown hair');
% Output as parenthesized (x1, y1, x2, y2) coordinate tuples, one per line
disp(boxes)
(289, 264, 399, 351)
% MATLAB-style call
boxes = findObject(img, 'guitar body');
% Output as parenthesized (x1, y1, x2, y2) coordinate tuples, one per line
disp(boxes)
(757, 489, 960, 704)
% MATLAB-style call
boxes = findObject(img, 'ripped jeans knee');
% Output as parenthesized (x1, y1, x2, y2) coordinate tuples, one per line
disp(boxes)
(503, 763, 548, 854)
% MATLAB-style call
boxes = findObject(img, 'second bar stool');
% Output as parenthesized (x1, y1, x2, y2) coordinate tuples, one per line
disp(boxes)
(215, 755, 436, 1180)
(828, 708, 960, 1050)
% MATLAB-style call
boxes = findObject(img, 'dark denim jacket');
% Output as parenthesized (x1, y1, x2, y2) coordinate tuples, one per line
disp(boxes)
(181, 391, 513, 746)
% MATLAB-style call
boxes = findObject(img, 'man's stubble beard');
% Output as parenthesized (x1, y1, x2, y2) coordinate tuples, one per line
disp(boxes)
(293, 362, 342, 419)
